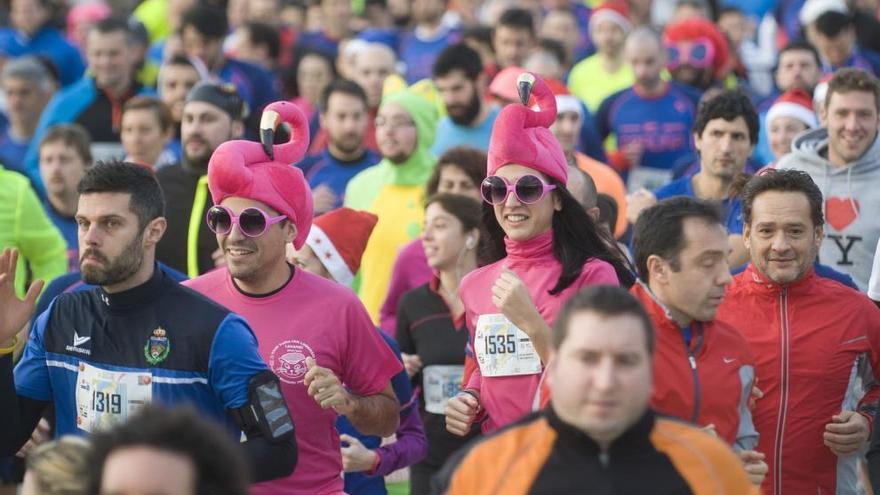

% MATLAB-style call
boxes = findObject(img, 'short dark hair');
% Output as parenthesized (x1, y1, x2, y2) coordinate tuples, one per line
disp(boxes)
(632, 197, 724, 284)
(89, 406, 249, 495)
(244, 22, 281, 61)
(596, 193, 618, 236)
(693, 89, 760, 144)
(180, 5, 228, 40)
(77, 161, 165, 228)
(319, 78, 368, 113)
(496, 8, 535, 37)
(553, 285, 655, 354)
(90, 17, 133, 42)
(538, 38, 567, 67)
(741, 169, 824, 227)
(123, 95, 175, 133)
(425, 193, 483, 234)
(778, 40, 821, 71)
(462, 26, 493, 47)
(40, 124, 93, 165)
(826, 67, 880, 112)
(815, 11, 854, 38)
(432, 43, 484, 81)
(425, 146, 487, 197)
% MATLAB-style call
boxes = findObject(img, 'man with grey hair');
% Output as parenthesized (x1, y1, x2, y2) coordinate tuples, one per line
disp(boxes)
(0, 57, 55, 178)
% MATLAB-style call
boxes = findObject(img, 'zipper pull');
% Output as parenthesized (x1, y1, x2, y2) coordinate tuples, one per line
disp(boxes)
(689, 356, 697, 370)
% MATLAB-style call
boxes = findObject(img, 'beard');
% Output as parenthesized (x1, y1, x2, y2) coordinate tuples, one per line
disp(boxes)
(80, 232, 145, 287)
(447, 91, 482, 126)
(330, 133, 364, 156)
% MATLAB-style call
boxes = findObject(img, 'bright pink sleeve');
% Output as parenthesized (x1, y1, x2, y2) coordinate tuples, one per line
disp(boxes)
(341, 296, 404, 396)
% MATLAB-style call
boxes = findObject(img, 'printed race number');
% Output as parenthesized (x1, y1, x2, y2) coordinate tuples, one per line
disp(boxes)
(76, 362, 152, 433)
(474, 314, 542, 377)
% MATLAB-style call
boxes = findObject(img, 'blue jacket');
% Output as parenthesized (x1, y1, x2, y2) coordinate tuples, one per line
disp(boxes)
(0, 26, 84, 86)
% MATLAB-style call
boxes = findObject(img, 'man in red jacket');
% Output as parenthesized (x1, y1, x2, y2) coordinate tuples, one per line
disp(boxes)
(631, 196, 766, 486)
(717, 169, 880, 495)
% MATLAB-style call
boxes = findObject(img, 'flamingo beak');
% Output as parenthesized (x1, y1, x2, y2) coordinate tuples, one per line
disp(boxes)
(516, 73, 536, 106)
(260, 110, 281, 160)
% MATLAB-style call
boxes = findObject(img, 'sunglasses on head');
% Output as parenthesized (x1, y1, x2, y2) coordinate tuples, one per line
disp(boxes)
(480, 174, 557, 205)
(665, 38, 715, 70)
(206, 205, 287, 237)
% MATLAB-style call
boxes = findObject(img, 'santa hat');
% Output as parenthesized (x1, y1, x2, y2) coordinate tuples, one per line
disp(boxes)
(799, 0, 848, 26)
(547, 79, 582, 118)
(306, 208, 378, 285)
(207, 101, 313, 249)
(766, 89, 819, 129)
(663, 18, 730, 79)
(589, 1, 632, 34)
(488, 72, 568, 184)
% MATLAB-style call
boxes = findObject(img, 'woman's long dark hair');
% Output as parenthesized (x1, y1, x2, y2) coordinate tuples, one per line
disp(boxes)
(482, 178, 635, 294)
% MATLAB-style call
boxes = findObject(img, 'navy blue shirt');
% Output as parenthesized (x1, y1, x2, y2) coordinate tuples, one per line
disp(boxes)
(297, 149, 380, 209)
(16, 267, 265, 438)
(654, 177, 744, 235)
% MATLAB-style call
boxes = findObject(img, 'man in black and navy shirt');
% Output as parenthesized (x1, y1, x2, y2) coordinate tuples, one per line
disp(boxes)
(0, 162, 296, 482)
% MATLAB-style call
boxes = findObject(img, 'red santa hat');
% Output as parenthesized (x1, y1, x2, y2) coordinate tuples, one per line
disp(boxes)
(306, 208, 378, 285)
(589, 1, 632, 34)
(207, 101, 314, 249)
(488, 72, 568, 184)
(547, 79, 582, 118)
(766, 89, 819, 129)
(663, 18, 730, 79)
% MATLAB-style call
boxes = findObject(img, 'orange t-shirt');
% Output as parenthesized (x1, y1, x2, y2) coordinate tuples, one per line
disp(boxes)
(575, 152, 628, 238)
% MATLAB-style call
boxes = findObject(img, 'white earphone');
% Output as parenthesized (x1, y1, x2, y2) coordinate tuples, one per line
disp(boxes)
(465, 235, 476, 249)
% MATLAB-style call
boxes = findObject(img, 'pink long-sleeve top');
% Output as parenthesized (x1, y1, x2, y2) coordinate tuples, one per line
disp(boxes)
(459, 229, 619, 432)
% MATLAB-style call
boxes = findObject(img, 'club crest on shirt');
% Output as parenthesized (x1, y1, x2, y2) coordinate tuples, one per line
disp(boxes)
(144, 327, 170, 365)
(269, 340, 316, 384)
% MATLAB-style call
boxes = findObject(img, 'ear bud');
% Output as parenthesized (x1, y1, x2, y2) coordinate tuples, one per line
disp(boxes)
(465, 236, 476, 249)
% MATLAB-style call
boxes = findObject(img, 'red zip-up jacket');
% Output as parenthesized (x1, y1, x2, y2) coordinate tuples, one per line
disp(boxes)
(716, 265, 880, 495)
(632, 283, 758, 448)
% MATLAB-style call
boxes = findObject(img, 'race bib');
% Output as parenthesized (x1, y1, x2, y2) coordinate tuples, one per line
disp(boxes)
(627, 166, 674, 193)
(423, 365, 464, 415)
(75, 362, 152, 433)
(474, 314, 542, 377)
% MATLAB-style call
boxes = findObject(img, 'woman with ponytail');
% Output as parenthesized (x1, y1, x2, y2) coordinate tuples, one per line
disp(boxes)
(445, 73, 634, 436)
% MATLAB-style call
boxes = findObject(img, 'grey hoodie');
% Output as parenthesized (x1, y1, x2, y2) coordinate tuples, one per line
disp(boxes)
(777, 128, 880, 291)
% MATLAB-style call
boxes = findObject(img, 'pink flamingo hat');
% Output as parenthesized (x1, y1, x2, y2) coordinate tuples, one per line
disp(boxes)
(207, 101, 314, 249)
(487, 72, 568, 184)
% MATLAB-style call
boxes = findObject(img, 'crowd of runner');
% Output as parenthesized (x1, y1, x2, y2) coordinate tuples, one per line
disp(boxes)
(1, 0, 880, 494)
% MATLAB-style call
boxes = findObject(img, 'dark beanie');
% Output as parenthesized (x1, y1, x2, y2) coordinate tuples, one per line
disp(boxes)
(185, 81, 248, 121)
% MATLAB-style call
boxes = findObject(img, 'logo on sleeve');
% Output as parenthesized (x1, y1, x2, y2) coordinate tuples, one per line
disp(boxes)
(144, 327, 171, 365)
(269, 340, 316, 384)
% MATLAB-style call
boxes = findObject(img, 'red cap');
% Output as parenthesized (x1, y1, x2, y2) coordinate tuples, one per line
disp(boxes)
(589, 1, 632, 34)
(306, 208, 379, 285)
(767, 89, 819, 129)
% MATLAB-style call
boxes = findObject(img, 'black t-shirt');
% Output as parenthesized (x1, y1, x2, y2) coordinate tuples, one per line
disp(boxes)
(396, 282, 479, 467)
(155, 164, 216, 275)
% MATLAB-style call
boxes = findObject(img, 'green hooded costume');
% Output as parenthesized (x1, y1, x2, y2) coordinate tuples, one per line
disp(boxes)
(344, 89, 437, 322)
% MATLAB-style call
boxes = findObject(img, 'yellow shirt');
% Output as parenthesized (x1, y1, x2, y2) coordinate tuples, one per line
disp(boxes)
(567, 54, 635, 113)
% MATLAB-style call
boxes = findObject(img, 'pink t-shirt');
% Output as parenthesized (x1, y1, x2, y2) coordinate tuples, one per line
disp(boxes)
(459, 229, 618, 432)
(185, 268, 402, 495)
